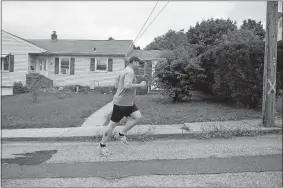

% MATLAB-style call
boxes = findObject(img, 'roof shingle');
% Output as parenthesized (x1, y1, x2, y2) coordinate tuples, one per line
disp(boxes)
(128, 50, 166, 60)
(27, 39, 133, 55)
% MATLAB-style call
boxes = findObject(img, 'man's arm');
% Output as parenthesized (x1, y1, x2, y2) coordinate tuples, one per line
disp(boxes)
(114, 75, 120, 88)
(124, 72, 142, 89)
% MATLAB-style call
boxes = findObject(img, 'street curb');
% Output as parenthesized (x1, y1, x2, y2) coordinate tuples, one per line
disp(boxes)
(2, 128, 281, 142)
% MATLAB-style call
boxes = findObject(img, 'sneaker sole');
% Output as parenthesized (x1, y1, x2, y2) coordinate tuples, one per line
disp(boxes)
(100, 153, 110, 157)
(100, 151, 111, 157)
(120, 138, 129, 145)
(115, 133, 129, 145)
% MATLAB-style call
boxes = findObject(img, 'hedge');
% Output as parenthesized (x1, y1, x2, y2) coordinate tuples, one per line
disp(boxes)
(13, 81, 29, 95)
(197, 40, 283, 108)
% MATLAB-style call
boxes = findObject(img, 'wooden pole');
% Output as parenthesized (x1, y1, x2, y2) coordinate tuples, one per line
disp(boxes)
(262, 1, 278, 127)
(279, 0, 283, 41)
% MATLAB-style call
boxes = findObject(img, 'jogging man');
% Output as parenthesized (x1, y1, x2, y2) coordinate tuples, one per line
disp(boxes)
(100, 74, 121, 127)
(100, 56, 147, 156)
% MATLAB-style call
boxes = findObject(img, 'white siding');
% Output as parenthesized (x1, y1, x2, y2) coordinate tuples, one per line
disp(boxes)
(1, 87, 13, 96)
(1, 33, 43, 86)
(48, 56, 126, 86)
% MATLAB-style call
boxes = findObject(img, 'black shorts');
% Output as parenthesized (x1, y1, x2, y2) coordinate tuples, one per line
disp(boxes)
(110, 104, 139, 123)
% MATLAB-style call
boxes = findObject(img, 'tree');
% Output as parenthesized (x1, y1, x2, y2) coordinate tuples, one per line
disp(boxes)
(186, 18, 238, 55)
(108, 37, 115, 40)
(219, 29, 262, 45)
(240, 19, 265, 40)
(145, 29, 189, 51)
(133, 45, 141, 50)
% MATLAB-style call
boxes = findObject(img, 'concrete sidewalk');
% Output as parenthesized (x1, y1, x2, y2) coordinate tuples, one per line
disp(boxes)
(1, 119, 282, 142)
(81, 102, 113, 127)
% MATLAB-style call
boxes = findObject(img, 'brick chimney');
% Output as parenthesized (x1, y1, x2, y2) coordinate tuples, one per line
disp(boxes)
(51, 31, 57, 40)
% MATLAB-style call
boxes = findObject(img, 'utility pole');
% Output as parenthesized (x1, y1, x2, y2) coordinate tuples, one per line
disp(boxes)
(262, 1, 278, 127)
(279, 0, 283, 41)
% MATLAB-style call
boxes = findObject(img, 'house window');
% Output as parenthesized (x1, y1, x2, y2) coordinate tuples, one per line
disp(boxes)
(61, 58, 70, 74)
(54, 57, 75, 75)
(2, 57, 9, 71)
(1, 54, 14, 72)
(90, 57, 113, 72)
(96, 57, 108, 71)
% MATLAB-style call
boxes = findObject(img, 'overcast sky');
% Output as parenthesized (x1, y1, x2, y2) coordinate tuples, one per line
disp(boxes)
(2, 1, 267, 48)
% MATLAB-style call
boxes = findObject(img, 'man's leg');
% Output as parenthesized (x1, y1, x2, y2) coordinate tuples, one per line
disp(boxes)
(117, 110, 142, 145)
(100, 104, 123, 155)
(100, 120, 117, 156)
(102, 104, 113, 126)
(101, 102, 113, 126)
(101, 120, 118, 145)
(120, 110, 142, 134)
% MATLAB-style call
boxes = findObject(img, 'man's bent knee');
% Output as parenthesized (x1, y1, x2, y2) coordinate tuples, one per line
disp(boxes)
(131, 111, 142, 121)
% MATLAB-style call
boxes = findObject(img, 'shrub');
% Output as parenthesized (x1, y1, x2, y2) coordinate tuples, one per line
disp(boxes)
(94, 86, 116, 95)
(213, 42, 265, 108)
(64, 85, 77, 92)
(64, 85, 91, 93)
(39, 87, 59, 93)
(197, 41, 283, 108)
(13, 81, 29, 95)
(154, 47, 206, 102)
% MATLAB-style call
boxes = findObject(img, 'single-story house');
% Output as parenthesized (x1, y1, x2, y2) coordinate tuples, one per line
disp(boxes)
(1, 30, 166, 95)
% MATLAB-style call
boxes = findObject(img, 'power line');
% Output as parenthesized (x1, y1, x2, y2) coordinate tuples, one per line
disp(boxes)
(135, 1, 169, 44)
(133, 1, 159, 44)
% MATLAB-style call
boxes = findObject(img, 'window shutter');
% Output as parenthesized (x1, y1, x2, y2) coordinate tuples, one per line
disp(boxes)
(108, 58, 113, 72)
(44, 60, 46, 70)
(9, 55, 14, 72)
(90, 58, 95, 71)
(70, 58, 75, 75)
(55, 57, 59, 74)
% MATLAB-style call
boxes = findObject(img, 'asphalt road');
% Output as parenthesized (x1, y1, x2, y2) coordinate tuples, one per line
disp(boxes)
(1, 135, 282, 187)
(2, 155, 282, 179)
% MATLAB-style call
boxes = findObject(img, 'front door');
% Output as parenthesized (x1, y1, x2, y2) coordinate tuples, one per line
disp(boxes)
(37, 59, 47, 76)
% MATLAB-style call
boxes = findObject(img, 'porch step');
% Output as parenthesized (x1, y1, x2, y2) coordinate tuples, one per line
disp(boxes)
(26, 73, 53, 89)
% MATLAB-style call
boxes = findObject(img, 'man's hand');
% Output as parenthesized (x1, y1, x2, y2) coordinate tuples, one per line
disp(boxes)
(139, 81, 147, 89)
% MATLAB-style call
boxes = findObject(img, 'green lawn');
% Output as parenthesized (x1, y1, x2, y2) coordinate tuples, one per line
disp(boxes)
(2, 91, 281, 129)
(134, 93, 274, 125)
(1, 92, 112, 129)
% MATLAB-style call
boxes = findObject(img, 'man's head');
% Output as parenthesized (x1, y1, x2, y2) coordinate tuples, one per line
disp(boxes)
(128, 56, 144, 70)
